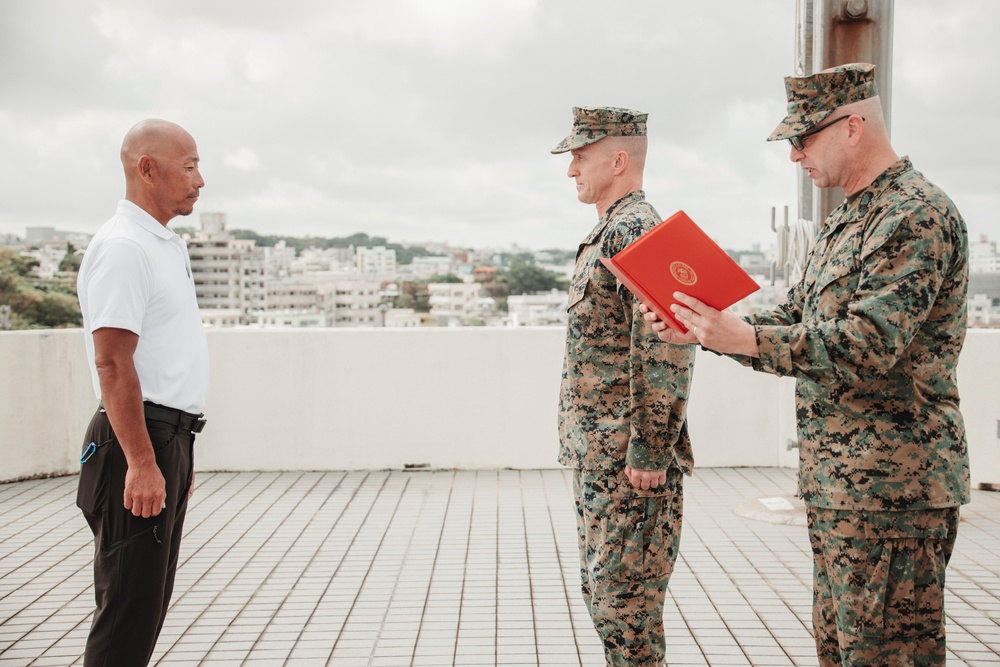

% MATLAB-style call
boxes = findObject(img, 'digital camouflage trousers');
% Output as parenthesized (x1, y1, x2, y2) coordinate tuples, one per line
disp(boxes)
(808, 506, 959, 667)
(573, 468, 684, 667)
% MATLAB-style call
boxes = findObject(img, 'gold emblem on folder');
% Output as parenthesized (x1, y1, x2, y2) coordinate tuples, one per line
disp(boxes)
(670, 261, 697, 286)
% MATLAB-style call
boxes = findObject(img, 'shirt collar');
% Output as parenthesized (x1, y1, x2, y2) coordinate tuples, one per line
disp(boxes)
(601, 190, 645, 223)
(844, 156, 913, 217)
(582, 190, 646, 246)
(116, 199, 178, 241)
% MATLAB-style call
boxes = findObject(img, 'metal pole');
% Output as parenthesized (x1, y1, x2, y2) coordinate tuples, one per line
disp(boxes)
(795, 0, 894, 226)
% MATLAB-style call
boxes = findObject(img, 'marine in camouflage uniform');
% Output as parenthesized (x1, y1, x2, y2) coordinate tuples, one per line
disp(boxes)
(649, 65, 970, 667)
(552, 106, 696, 667)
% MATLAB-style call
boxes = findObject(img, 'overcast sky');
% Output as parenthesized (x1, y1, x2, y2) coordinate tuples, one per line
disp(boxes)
(1, 1, 996, 251)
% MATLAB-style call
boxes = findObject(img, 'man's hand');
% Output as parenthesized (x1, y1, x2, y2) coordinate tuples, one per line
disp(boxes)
(93, 326, 166, 517)
(625, 466, 667, 490)
(641, 293, 759, 357)
(124, 459, 167, 518)
(638, 302, 699, 345)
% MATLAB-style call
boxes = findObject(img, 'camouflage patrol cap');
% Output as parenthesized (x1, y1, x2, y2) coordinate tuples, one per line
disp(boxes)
(767, 63, 878, 142)
(551, 106, 647, 154)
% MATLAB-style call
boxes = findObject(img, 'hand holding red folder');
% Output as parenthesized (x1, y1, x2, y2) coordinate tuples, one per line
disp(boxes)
(641, 294, 761, 357)
(599, 210, 759, 334)
(639, 301, 699, 344)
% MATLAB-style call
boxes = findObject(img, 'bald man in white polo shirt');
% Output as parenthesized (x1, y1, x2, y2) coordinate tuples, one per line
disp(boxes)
(76, 119, 208, 666)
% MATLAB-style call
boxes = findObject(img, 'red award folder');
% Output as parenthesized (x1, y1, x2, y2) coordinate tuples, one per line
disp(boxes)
(599, 210, 760, 333)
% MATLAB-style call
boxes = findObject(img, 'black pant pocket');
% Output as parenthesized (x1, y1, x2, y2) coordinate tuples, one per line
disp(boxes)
(76, 437, 114, 514)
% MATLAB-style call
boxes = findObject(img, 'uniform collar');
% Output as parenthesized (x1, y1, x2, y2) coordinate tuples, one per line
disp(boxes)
(843, 157, 913, 220)
(602, 190, 645, 223)
(582, 190, 646, 246)
(117, 199, 179, 241)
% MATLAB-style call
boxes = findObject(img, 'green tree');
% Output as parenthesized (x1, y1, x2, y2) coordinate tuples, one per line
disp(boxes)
(0, 248, 82, 329)
(58, 242, 82, 273)
(0, 248, 38, 279)
(427, 273, 462, 284)
(20, 291, 82, 328)
(498, 260, 568, 295)
(393, 292, 415, 309)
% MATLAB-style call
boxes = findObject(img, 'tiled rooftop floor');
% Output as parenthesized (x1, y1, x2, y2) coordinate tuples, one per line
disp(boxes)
(1, 468, 998, 667)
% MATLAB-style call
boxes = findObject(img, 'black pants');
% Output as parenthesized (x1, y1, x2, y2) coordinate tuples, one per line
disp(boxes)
(76, 407, 195, 667)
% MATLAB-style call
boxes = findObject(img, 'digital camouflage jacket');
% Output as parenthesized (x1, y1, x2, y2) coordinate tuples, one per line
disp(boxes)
(739, 158, 970, 511)
(558, 190, 696, 473)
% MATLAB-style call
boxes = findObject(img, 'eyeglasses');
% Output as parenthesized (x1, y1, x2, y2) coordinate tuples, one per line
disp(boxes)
(788, 115, 864, 151)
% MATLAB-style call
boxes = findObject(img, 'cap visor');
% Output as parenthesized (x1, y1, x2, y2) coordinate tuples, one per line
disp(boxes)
(550, 132, 607, 154)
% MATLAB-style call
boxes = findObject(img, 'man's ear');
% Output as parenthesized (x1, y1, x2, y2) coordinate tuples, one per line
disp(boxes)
(137, 155, 155, 182)
(847, 115, 865, 146)
(612, 150, 629, 175)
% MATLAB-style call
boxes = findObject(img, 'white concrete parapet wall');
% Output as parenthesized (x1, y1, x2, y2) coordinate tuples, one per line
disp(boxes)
(1, 329, 997, 487)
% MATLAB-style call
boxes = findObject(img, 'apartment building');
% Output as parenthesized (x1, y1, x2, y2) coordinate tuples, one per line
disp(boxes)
(357, 245, 397, 278)
(187, 212, 266, 323)
(428, 281, 487, 325)
(507, 290, 568, 326)
(329, 279, 383, 327)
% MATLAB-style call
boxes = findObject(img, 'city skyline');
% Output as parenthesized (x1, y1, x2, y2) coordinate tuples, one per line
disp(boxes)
(1, 1, 997, 251)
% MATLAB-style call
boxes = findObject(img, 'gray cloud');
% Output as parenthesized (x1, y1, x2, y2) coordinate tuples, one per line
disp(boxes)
(1, 0, 996, 251)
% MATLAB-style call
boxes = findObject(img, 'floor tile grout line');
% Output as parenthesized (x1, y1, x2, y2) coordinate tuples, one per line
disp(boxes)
(540, 469, 581, 667)
(238, 471, 379, 666)
(1, 469, 997, 667)
(367, 472, 449, 667)
(449, 470, 480, 667)
(1, 484, 113, 665)
(0, 476, 77, 522)
(0, 482, 85, 603)
(153, 470, 317, 662)
(287, 471, 410, 666)
(685, 474, 804, 664)
(407, 471, 458, 667)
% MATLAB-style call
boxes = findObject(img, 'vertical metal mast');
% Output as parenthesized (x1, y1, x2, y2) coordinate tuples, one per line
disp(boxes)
(795, 0, 894, 226)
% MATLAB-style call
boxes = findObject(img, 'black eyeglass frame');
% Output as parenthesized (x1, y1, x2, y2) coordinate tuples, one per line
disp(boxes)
(787, 114, 864, 151)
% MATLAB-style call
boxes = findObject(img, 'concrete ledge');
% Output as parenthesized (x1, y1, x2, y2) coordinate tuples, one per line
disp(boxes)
(2, 328, 998, 483)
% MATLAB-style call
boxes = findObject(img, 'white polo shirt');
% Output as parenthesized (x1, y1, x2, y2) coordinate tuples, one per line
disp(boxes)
(78, 200, 209, 414)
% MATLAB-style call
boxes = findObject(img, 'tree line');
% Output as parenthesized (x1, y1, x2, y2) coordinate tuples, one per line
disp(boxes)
(0, 246, 82, 329)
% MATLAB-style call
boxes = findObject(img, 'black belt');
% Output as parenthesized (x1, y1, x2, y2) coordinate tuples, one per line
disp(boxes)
(144, 402, 207, 434)
(99, 402, 207, 434)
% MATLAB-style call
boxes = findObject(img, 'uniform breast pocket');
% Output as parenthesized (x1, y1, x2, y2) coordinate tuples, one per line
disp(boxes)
(567, 274, 588, 311)
(76, 437, 115, 514)
(806, 236, 862, 317)
(814, 261, 860, 294)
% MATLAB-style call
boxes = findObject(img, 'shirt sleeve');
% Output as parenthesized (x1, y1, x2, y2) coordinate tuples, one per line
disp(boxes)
(625, 293, 695, 470)
(83, 238, 152, 335)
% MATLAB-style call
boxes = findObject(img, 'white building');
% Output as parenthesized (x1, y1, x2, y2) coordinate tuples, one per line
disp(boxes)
(291, 246, 355, 274)
(201, 309, 243, 328)
(21, 243, 68, 280)
(507, 290, 569, 326)
(187, 212, 266, 323)
(255, 310, 329, 328)
(384, 308, 421, 328)
(264, 240, 297, 278)
(357, 246, 397, 277)
(25, 227, 58, 243)
(967, 294, 1000, 327)
(971, 235, 1000, 273)
(407, 256, 457, 281)
(327, 280, 384, 327)
(428, 281, 482, 325)
(265, 279, 323, 312)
